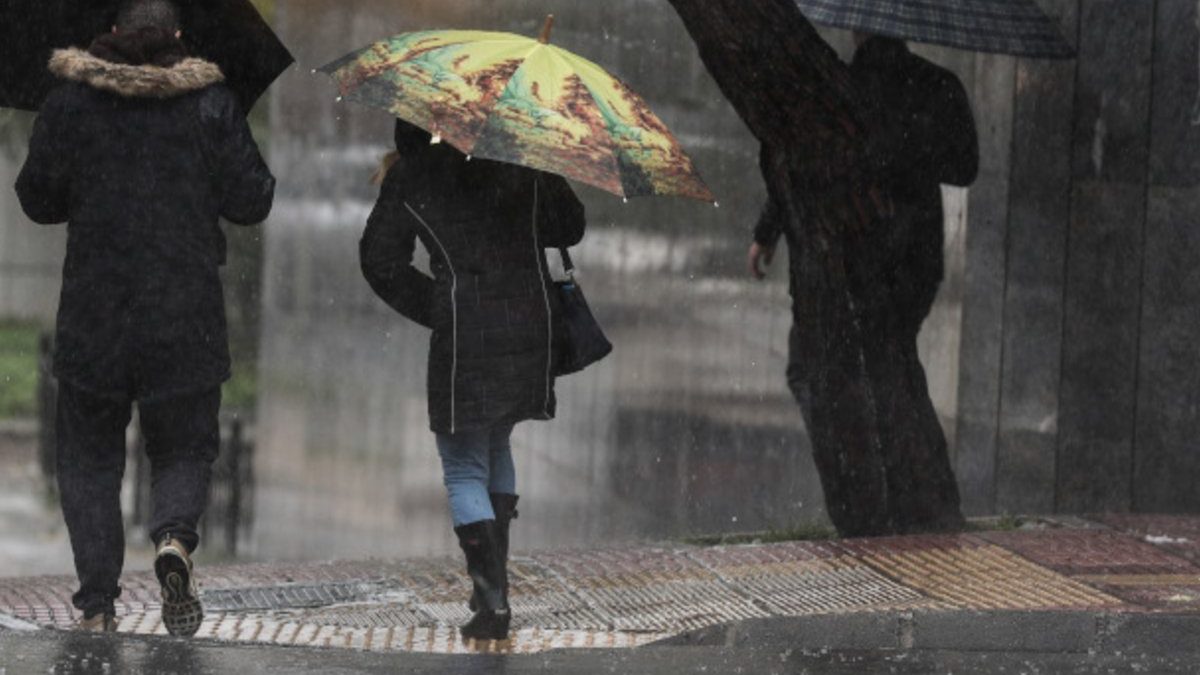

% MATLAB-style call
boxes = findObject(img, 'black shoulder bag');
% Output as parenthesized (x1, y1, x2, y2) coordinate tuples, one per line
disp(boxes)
(552, 247, 612, 376)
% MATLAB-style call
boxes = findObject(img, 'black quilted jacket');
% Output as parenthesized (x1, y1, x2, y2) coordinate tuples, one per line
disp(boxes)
(360, 141, 586, 434)
(15, 46, 275, 401)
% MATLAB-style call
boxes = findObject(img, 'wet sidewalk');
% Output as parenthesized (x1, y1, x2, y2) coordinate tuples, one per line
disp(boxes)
(1, 514, 1199, 656)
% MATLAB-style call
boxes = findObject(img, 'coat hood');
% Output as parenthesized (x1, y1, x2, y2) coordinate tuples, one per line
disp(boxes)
(48, 48, 223, 99)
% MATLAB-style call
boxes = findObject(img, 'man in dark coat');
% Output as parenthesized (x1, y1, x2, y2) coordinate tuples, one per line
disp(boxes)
(361, 121, 584, 641)
(750, 34, 978, 535)
(14, 0, 274, 635)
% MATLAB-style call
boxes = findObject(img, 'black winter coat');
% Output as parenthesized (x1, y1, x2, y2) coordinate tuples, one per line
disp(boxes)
(756, 37, 978, 332)
(851, 37, 978, 329)
(360, 142, 586, 434)
(15, 47, 275, 401)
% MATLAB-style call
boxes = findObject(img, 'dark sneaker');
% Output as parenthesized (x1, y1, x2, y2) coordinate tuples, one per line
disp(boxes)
(77, 612, 117, 632)
(155, 537, 203, 637)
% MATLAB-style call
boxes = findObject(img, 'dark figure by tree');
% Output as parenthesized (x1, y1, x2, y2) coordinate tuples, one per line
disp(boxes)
(672, 1, 977, 536)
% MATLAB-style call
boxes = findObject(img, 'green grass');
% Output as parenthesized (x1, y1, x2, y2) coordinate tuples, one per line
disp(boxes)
(221, 363, 258, 413)
(0, 321, 257, 417)
(682, 523, 837, 547)
(0, 322, 41, 419)
(966, 514, 1029, 532)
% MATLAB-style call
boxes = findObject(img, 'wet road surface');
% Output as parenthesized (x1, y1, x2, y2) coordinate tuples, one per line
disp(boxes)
(4, 628, 1200, 675)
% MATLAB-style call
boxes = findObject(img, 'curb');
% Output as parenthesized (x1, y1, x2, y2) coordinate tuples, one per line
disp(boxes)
(0, 611, 40, 632)
(659, 609, 1200, 654)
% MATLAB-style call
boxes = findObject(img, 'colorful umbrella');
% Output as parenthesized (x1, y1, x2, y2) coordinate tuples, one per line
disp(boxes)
(318, 16, 715, 202)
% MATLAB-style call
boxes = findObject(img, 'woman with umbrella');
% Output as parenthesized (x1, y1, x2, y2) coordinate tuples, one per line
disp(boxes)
(360, 120, 586, 642)
(339, 18, 711, 642)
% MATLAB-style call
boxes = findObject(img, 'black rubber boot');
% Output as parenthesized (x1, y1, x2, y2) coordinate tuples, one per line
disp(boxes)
(470, 494, 518, 612)
(454, 520, 510, 641)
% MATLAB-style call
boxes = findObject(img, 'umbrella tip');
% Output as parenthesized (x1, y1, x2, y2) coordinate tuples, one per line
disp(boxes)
(538, 14, 555, 44)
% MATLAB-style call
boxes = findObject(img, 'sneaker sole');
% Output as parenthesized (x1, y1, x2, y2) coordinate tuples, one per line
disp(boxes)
(156, 553, 203, 637)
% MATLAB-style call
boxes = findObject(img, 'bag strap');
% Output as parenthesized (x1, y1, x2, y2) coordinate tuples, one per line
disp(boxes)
(558, 247, 575, 279)
(536, 175, 576, 280)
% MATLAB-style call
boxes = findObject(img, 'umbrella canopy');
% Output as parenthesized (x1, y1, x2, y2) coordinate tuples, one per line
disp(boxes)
(796, 0, 1074, 59)
(0, 0, 293, 113)
(319, 17, 715, 202)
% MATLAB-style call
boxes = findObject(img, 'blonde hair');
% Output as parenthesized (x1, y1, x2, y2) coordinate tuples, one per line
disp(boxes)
(370, 151, 401, 185)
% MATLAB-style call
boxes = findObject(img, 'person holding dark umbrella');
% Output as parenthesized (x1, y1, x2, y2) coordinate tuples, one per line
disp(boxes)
(14, 0, 278, 635)
(749, 31, 979, 534)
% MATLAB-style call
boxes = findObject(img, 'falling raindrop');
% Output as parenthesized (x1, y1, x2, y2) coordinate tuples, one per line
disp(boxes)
(335, 96, 343, 102)
(713, 201, 720, 208)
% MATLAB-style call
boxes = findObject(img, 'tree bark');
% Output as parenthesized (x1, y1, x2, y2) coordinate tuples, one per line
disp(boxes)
(668, 0, 964, 536)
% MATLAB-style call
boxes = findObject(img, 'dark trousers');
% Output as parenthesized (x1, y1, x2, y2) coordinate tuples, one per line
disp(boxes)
(787, 319, 964, 537)
(56, 382, 221, 618)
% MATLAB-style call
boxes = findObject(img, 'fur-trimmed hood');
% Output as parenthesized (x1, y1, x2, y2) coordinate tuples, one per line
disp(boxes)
(49, 48, 223, 99)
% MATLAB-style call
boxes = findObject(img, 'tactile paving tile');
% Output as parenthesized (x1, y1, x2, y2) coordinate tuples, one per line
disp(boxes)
(362, 555, 613, 631)
(413, 590, 613, 632)
(107, 610, 668, 654)
(839, 535, 1123, 610)
(1095, 515, 1200, 567)
(980, 529, 1200, 610)
(21, 529, 1197, 655)
(0, 575, 78, 629)
(532, 546, 770, 632)
(287, 603, 429, 629)
(980, 530, 1200, 575)
(686, 541, 936, 615)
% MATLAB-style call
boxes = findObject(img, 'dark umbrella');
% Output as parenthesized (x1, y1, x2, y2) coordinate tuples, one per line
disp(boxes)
(0, 0, 293, 113)
(796, 0, 1075, 59)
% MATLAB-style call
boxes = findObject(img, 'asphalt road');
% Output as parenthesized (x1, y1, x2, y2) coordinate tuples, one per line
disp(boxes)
(4, 627, 1200, 675)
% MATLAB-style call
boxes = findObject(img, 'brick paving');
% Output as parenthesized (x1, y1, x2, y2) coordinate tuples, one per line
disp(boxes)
(3, 515, 1200, 654)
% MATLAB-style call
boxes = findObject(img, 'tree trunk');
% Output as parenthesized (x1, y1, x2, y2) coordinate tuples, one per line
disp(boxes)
(668, 0, 963, 536)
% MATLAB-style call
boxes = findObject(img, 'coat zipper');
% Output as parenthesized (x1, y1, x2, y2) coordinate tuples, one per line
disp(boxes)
(531, 179, 554, 419)
(404, 202, 457, 433)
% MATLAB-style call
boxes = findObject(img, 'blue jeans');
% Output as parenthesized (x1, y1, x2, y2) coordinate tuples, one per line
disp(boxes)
(435, 425, 516, 527)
